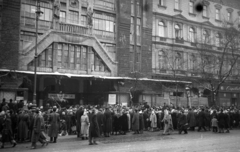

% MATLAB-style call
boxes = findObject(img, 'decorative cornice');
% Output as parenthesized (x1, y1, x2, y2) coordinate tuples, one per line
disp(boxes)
(203, 0, 210, 6)
(226, 8, 234, 13)
(214, 4, 222, 9)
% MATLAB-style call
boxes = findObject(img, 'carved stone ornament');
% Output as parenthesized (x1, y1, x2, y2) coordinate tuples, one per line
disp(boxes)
(69, 0, 79, 8)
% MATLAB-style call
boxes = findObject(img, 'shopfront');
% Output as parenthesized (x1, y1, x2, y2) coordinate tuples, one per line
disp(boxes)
(218, 84, 240, 107)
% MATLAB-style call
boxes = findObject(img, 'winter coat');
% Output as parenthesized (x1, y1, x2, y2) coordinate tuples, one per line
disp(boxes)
(48, 112, 60, 137)
(150, 113, 157, 128)
(1, 117, 13, 143)
(81, 114, 89, 136)
(96, 112, 105, 134)
(218, 112, 225, 128)
(187, 111, 196, 127)
(31, 114, 41, 143)
(76, 109, 84, 133)
(121, 113, 129, 132)
(198, 111, 206, 127)
(18, 113, 29, 140)
(139, 113, 144, 131)
(89, 114, 100, 137)
(104, 110, 112, 133)
(132, 112, 139, 131)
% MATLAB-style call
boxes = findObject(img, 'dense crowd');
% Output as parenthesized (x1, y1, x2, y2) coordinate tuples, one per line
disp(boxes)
(0, 98, 239, 149)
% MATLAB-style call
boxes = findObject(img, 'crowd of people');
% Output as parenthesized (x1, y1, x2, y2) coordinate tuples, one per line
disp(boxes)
(0, 98, 240, 149)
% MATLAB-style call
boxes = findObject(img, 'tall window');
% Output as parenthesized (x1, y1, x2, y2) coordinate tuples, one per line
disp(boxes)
(130, 45, 134, 71)
(159, 0, 164, 6)
(175, 0, 180, 10)
(158, 22, 165, 37)
(130, 17, 134, 44)
(203, 30, 210, 44)
(189, 27, 195, 42)
(69, 10, 79, 24)
(136, 2, 141, 16)
(189, 1, 194, 13)
(227, 12, 232, 22)
(203, 5, 207, 17)
(136, 18, 141, 44)
(39, 2, 53, 21)
(131, 1, 134, 15)
(175, 52, 183, 70)
(60, 11, 66, 22)
(216, 9, 220, 20)
(175, 24, 181, 38)
(158, 51, 167, 69)
(216, 33, 221, 47)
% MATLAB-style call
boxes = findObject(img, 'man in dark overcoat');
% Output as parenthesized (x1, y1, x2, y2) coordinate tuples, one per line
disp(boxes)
(104, 108, 112, 137)
(178, 110, 188, 134)
(96, 108, 105, 136)
(48, 106, 60, 143)
(187, 109, 196, 131)
(31, 109, 41, 149)
(197, 109, 207, 132)
(132, 109, 140, 134)
(0, 111, 17, 148)
(89, 108, 100, 145)
(76, 106, 84, 138)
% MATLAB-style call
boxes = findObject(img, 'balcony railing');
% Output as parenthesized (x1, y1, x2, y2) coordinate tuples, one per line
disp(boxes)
(153, 36, 167, 42)
(59, 23, 88, 35)
(175, 37, 184, 44)
(93, 30, 115, 41)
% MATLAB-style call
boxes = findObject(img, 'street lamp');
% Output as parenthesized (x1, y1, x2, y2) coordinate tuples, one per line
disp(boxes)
(185, 86, 191, 108)
(33, 0, 43, 104)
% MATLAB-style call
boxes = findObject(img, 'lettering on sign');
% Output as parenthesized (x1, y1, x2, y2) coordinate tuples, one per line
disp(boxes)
(48, 94, 75, 99)
(225, 86, 240, 91)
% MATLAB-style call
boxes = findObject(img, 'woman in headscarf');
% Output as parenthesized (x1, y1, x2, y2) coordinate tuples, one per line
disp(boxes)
(162, 109, 172, 135)
(81, 109, 89, 140)
(150, 109, 157, 132)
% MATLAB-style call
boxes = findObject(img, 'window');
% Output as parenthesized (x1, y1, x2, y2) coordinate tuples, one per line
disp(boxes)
(215, 33, 221, 47)
(81, 15, 87, 26)
(158, 51, 167, 69)
(93, 12, 115, 32)
(130, 17, 134, 44)
(129, 45, 134, 72)
(60, 11, 66, 22)
(189, 2, 194, 13)
(158, 22, 165, 37)
(203, 30, 210, 44)
(47, 47, 52, 67)
(136, 18, 141, 44)
(175, 0, 180, 10)
(189, 27, 195, 42)
(69, 45, 75, 69)
(137, 2, 141, 16)
(216, 9, 220, 20)
(159, 0, 164, 6)
(189, 53, 198, 71)
(57, 44, 62, 67)
(131, 1, 134, 15)
(60, 2, 66, 9)
(69, 10, 79, 24)
(227, 12, 232, 22)
(63, 44, 69, 68)
(203, 5, 207, 17)
(175, 51, 183, 70)
(175, 24, 181, 38)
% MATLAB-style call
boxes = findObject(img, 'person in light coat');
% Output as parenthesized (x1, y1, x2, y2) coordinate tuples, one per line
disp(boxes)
(150, 110, 157, 131)
(162, 109, 173, 135)
(81, 110, 89, 140)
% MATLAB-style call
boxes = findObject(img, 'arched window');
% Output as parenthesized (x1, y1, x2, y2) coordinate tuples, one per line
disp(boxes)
(175, 24, 181, 38)
(189, 27, 195, 42)
(158, 21, 165, 37)
(158, 50, 167, 69)
(215, 33, 221, 47)
(203, 30, 210, 43)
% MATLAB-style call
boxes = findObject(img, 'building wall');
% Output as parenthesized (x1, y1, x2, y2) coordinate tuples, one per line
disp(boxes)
(0, 0, 21, 69)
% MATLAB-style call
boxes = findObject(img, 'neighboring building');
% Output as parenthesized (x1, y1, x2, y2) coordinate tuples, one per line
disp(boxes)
(152, 0, 240, 107)
(1, 0, 239, 107)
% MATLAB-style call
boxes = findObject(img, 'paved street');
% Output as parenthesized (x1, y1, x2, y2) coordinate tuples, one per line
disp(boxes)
(2, 129, 240, 152)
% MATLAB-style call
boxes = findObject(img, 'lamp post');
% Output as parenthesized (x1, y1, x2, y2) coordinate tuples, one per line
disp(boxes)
(33, 0, 43, 104)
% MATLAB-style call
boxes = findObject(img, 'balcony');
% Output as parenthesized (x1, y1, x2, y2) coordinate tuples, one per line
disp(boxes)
(59, 23, 88, 35)
(153, 36, 167, 42)
(175, 37, 184, 44)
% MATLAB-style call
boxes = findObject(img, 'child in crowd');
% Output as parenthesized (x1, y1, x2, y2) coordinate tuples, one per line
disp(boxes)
(211, 116, 218, 133)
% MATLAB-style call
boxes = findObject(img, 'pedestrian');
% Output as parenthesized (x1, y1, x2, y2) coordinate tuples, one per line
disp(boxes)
(0, 111, 17, 149)
(178, 110, 188, 134)
(31, 108, 42, 149)
(104, 108, 112, 137)
(162, 109, 172, 135)
(211, 116, 218, 133)
(76, 106, 84, 138)
(197, 109, 207, 132)
(18, 109, 29, 142)
(48, 106, 60, 143)
(132, 109, 140, 134)
(218, 109, 225, 133)
(89, 108, 100, 145)
(187, 108, 196, 131)
(150, 110, 157, 132)
(96, 108, 105, 137)
(81, 109, 89, 140)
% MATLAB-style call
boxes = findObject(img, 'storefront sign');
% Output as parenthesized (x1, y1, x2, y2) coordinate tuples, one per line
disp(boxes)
(225, 86, 240, 91)
(48, 94, 75, 99)
(108, 94, 116, 105)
